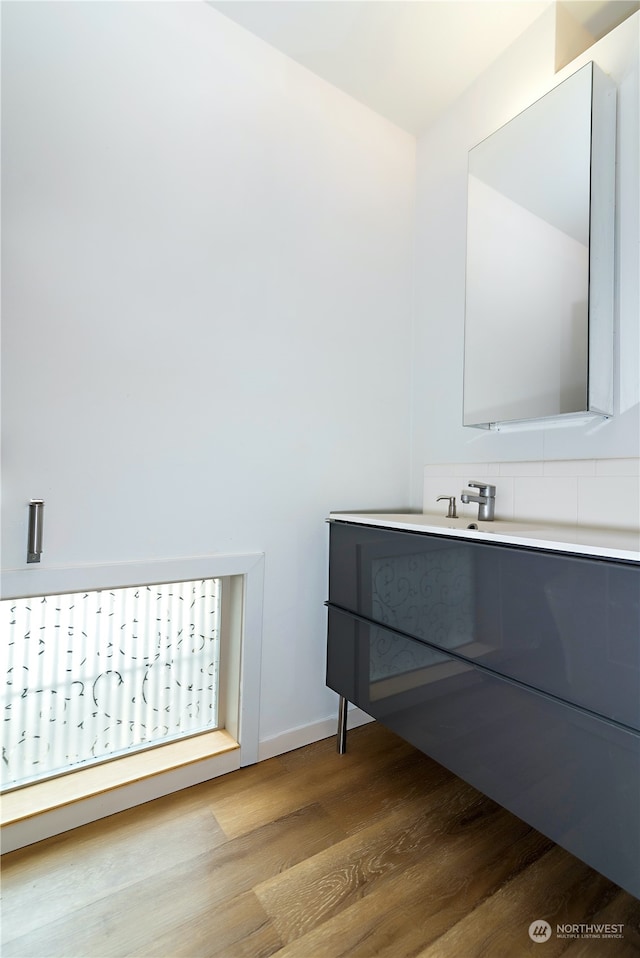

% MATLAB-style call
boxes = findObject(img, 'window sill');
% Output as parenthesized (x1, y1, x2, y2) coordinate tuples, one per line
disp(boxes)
(1, 729, 239, 830)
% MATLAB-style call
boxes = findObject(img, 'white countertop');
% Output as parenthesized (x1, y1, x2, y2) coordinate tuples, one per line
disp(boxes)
(328, 512, 640, 563)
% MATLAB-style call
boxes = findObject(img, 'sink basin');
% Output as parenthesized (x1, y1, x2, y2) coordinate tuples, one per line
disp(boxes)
(332, 512, 549, 540)
(381, 513, 539, 536)
(328, 512, 640, 562)
(423, 514, 539, 535)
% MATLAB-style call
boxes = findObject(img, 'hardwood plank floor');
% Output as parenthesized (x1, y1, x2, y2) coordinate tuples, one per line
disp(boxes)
(2, 723, 639, 957)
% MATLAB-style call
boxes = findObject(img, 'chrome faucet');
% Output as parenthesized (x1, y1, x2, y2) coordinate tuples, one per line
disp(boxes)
(460, 481, 496, 521)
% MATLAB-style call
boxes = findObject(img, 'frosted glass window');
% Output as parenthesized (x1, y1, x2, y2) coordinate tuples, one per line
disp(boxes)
(1, 579, 220, 790)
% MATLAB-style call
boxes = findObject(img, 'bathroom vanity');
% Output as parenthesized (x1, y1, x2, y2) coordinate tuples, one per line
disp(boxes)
(326, 513, 640, 898)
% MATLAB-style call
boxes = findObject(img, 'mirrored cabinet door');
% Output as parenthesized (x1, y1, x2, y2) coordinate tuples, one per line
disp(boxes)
(463, 62, 616, 429)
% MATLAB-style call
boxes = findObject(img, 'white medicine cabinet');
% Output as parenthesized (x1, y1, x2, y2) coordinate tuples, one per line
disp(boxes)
(463, 62, 616, 429)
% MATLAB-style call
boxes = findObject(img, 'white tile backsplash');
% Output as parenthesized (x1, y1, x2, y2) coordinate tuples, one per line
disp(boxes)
(484, 477, 514, 521)
(578, 477, 640, 529)
(594, 458, 640, 476)
(543, 459, 596, 477)
(498, 460, 544, 477)
(513, 477, 578, 525)
(423, 458, 640, 531)
(452, 462, 502, 478)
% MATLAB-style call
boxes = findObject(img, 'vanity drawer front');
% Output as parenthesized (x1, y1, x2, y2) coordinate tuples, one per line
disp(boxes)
(326, 605, 640, 898)
(329, 521, 640, 729)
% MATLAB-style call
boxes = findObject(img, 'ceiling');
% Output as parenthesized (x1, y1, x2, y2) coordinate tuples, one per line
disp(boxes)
(208, 1, 551, 134)
(208, 1, 637, 135)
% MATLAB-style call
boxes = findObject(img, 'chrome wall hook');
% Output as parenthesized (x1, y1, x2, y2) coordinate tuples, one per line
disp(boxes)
(27, 499, 44, 563)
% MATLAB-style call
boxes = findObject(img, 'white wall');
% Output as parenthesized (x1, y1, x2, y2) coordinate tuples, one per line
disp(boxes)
(0, 2, 415, 745)
(411, 9, 639, 504)
(3, 1, 637, 760)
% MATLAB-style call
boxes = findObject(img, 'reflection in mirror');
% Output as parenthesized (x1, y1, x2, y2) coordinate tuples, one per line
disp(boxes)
(463, 62, 616, 429)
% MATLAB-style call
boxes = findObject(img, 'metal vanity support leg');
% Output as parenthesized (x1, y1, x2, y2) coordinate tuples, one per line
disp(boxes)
(337, 695, 348, 754)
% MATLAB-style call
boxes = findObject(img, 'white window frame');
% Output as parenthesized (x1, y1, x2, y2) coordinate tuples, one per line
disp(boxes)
(0, 553, 264, 768)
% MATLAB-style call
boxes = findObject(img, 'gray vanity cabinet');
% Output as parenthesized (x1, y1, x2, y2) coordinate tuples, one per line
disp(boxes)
(326, 519, 640, 898)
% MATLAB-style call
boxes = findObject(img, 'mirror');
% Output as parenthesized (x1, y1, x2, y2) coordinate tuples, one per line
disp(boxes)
(463, 62, 616, 429)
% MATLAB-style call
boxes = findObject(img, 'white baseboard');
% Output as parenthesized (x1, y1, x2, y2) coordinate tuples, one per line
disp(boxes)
(258, 707, 373, 762)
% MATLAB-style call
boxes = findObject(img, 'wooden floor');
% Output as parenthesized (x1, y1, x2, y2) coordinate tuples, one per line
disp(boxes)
(2, 723, 639, 958)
